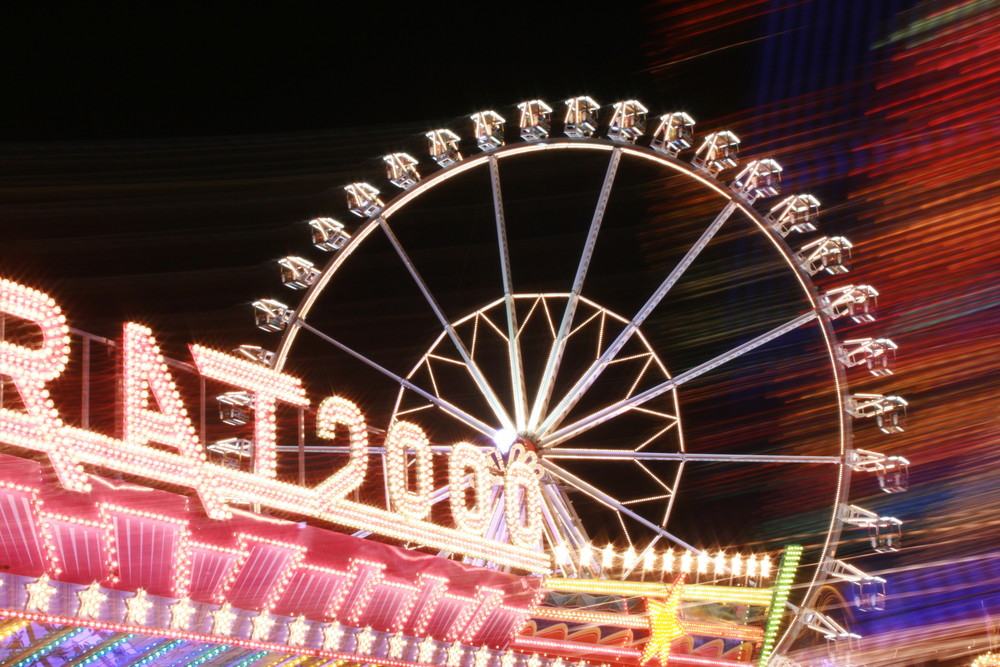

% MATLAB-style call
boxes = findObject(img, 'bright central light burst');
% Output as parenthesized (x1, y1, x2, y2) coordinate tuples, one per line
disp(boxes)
(493, 427, 518, 454)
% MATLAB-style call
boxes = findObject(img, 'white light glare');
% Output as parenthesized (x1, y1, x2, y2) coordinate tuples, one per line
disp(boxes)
(493, 427, 518, 454)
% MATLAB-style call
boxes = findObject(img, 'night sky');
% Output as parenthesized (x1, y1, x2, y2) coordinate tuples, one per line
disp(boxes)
(2, 2, 998, 665)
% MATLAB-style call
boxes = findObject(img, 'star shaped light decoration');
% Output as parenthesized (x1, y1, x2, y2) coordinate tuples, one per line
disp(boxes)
(527, 652, 542, 667)
(211, 602, 238, 636)
(322, 623, 345, 652)
(125, 588, 153, 625)
(445, 640, 465, 667)
(388, 631, 408, 659)
(640, 574, 687, 665)
(25, 574, 56, 613)
(77, 582, 107, 619)
(251, 610, 276, 641)
(356, 626, 376, 655)
(473, 645, 492, 667)
(169, 596, 197, 630)
(500, 649, 517, 667)
(417, 636, 438, 664)
(287, 615, 310, 647)
(550, 658, 565, 667)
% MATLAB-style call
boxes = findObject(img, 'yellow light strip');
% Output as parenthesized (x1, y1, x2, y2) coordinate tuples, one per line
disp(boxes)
(533, 608, 767, 642)
(681, 620, 764, 642)
(542, 577, 670, 596)
(0, 619, 30, 643)
(682, 585, 774, 606)
(532, 606, 649, 630)
(542, 578, 773, 606)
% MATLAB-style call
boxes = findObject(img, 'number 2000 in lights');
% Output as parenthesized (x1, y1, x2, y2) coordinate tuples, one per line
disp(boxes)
(0, 279, 549, 573)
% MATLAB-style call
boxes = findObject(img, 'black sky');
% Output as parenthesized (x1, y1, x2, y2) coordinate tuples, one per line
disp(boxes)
(4, 4, 676, 141)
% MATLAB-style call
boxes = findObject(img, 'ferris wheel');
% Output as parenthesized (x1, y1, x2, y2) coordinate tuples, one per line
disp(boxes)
(252, 97, 909, 657)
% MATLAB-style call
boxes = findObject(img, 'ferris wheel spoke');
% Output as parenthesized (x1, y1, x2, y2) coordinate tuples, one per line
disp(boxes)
(295, 319, 494, 436)
(490, 155, 529, 432)
(538, 491, 581, 577)
(377, 217, 515, 431)
(542, 449, 840, 464)
(541, 480, 596, 576)
(528, 147, 623, 433)
(541, 480, 592, 550)
(538, 460, 700, 553)
(481, 486, 509, 546)
(276, 444, 458, 455)
(539, 308, 818, 448)
(537, 201, 739, 437)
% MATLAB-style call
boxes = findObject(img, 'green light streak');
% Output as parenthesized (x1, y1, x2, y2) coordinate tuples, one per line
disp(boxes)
(757, 544, 803, 667)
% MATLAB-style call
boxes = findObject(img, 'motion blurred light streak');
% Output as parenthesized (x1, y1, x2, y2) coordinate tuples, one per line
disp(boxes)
(643, 0, 999, 663)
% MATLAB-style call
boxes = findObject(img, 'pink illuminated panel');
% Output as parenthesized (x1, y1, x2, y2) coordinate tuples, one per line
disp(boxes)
(186, 542, 243, 602)
(356, 581, 419, 630)
(425, 593, 473, 640)
(40, 512, 111, 584)
(331, 559, 386, 624)
(473, 606, 534, 648)
(457, 588, 504, 642)
(102, 505, 188, 597)
(273, 565, 350, 620)
(223, 538, 305, 611)
(0, 484, 47, 575)
(405, 574, 449, 636)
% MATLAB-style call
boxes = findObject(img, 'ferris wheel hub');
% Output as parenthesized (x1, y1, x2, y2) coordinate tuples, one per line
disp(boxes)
(493, 427, 538, 457)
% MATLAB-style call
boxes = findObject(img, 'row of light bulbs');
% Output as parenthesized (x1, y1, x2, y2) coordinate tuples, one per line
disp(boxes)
(15, 573, 599, 667)
(0, 274, 548, 571)
(553, 544, 774, 579)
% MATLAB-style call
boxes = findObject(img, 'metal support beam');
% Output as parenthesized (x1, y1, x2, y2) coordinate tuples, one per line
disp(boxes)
(490, 155, 528, 431)
(296, 319, 494, 437)
(539, 459, 700, 554)
(539, 201, 739, 437)
(541, 310, 818, 448)
(379, 218, 514, 431)
(528, 148, 622, 433)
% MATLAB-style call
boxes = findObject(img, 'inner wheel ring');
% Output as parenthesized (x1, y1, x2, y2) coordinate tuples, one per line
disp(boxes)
(390, 293, 685, 578)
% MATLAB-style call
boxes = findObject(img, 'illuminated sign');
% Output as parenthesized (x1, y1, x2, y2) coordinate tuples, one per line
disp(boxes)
(0, 278, 549, 573)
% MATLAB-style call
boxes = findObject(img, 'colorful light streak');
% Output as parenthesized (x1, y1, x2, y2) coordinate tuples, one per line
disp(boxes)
(229, 650, 269, 667)
(532, 606, 649, 630)
(0, 619, 30, 644)
(0, 607, 471, 667)
(757, 545, 802, 666)
(512, 635, 643, 661)
(640, 2, 1000, 662)
(70, 632, 135, 666)
(130, 638, 186, 666)
(9, 626, 85, 667)
(668, 655, 754, 667)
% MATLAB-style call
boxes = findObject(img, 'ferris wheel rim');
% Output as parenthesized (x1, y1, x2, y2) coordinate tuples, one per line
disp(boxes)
(267, 132, 855, 656)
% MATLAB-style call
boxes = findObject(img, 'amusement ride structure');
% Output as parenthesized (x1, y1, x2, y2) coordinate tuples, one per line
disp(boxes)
(0, 97, 909, 666)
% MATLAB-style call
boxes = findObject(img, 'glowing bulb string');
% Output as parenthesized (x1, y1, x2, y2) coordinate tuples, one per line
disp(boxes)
(0, 278, 549, 572)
